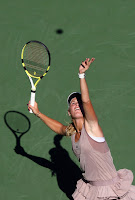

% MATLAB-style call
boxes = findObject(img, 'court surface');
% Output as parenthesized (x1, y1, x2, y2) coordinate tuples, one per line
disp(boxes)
(1, 0, 135, 199)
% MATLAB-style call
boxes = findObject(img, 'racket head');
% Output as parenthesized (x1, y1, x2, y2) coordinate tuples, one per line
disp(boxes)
(4, 111, 31, 136)
(21, 40, 51, 79)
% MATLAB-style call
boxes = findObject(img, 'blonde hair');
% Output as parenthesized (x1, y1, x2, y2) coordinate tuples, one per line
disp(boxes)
(66, 123, 76, 137)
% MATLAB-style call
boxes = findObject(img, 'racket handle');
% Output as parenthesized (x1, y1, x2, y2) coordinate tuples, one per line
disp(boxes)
(29, 90, 36, 113)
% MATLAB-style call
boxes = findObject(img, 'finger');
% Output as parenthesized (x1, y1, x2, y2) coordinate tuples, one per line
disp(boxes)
(89, 58, 95, 63)
(85, 58, 88, 64)
(81, 61, 86, 67)
(27, 103, 30, 111)
(29, 104, 33, 109)
(91, 57, 95, 62)
(28, 106, 31, 111)
(84, 59, 90, 67)
(81, 63, 85, 68)
(86, 58, 90, 65)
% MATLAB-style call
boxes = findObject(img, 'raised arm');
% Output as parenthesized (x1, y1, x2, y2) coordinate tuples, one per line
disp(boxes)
(28, 102, 67, 135)
(79, 58, 104, 137)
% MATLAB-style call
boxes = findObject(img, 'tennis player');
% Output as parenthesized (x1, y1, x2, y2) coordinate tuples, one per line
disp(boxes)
(28, 58, 135, 200)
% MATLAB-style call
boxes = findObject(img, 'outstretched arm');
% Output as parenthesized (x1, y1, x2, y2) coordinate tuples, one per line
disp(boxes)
(79, 58, 104, 137)
(28, 102, 67, 135)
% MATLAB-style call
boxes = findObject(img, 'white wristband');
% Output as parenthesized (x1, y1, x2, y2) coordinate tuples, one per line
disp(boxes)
(78, 73, 85, 79)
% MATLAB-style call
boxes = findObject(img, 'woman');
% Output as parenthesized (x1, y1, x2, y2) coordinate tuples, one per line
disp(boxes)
(28, 58, 135, 200)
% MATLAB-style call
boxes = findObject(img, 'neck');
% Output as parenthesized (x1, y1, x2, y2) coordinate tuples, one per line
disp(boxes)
(72, 118, 84, 133)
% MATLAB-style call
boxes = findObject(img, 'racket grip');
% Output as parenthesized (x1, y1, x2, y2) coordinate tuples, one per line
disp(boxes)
(29, 90, 36, 113)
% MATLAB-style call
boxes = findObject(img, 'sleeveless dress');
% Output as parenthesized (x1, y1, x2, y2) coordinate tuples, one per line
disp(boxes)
(71, 125, 135, 200)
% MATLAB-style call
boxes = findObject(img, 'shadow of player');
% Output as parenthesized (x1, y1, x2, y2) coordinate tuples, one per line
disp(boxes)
(15, 135, 82, 199)
(4, 110, 82, 200)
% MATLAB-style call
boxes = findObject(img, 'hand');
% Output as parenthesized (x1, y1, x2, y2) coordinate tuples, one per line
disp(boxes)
(79, 57, 95, 74)
(28, 101, 40, 116)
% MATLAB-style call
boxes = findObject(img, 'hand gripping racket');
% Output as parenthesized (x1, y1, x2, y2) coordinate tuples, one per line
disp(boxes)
(21, 40, 51, 113)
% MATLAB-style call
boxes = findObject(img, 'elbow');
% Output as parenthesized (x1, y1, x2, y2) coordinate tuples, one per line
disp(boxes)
(59, 125, 67, 136)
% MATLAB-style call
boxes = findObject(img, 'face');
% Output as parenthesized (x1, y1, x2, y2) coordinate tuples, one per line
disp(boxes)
(68, 97, 84, 119)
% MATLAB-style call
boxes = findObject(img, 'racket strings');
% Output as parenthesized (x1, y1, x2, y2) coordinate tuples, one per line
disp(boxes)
(24, 61, 47, 72)
(26, 47, 47, 65)
(23, 42, 49, 77)
(25, 49, 48, 66)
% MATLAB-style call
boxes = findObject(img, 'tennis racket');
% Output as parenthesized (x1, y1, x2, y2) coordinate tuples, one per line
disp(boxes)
(21, 40, 51, 113)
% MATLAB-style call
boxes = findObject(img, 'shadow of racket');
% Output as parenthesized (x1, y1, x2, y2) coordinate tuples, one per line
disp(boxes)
(4, 111, 31, 149)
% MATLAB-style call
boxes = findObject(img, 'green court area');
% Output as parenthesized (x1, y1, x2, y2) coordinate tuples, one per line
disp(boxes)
(1, 0, 135, 199)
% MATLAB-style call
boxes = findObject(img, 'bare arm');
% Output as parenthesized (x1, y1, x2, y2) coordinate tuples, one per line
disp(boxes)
(28, 102, 67, 135)
(79, 58, 104, 137)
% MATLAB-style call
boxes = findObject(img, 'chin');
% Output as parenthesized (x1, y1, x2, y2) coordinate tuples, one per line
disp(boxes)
(73, 114, 83, 119)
